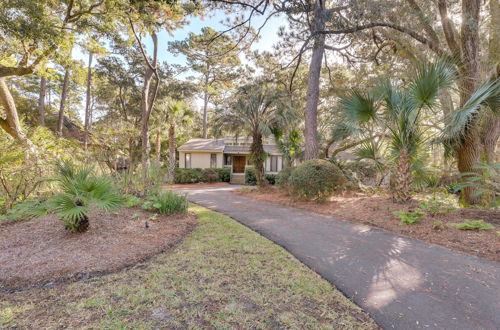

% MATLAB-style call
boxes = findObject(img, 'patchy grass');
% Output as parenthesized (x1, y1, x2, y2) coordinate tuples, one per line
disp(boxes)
(0, 204, 376, 329)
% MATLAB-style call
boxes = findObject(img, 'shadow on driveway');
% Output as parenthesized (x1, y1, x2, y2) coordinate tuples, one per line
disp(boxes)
(174, 186, 499, 330)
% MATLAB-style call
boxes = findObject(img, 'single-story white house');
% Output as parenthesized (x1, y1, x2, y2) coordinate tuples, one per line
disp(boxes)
(178, 136, 284, 183)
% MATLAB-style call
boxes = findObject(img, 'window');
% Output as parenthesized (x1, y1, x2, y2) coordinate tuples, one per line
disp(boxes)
(270, 155, 278, 172)
(185, 153, 191, 169)
(224, 154, 232, 166)
(210, 153, 217, 168)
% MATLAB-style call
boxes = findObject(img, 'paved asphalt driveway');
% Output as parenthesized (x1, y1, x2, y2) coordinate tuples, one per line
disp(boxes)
(174, 185, 499, 330)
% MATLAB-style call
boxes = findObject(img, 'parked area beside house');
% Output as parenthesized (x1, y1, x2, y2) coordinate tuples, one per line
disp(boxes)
(178, 136, 284, 184)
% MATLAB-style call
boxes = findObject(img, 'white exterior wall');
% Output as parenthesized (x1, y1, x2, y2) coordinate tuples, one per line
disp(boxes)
(179, 151, 223, 169)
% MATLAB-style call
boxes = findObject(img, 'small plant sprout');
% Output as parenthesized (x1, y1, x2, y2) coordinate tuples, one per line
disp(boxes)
(447, 220, 494, 231)
(393, 210, 426, 225)
(417, 192, 458, 216)
(432, 220, 444, 230)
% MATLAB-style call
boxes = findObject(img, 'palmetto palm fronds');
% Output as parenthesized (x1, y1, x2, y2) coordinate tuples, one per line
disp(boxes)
(436, 79, 500, 150)
(340, 60, 456, 202)
(49, 161, 123, 232)
(214, 83, 297, 185)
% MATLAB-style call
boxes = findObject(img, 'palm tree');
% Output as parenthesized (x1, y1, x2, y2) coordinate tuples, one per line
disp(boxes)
(341, 61, 456, 202)
(437, 78, 499, 203)
(155, 98, 193, 184)
(214, 83, 296, 186)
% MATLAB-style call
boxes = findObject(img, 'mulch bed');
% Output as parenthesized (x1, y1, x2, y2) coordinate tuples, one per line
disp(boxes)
(0, 207, 197, 291)
(237, 187, 500, 262)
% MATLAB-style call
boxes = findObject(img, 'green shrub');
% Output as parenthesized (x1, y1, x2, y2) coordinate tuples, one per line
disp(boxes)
(417, 192, 458, 216)
(202, 168, 219, 183)
(0, 199, 49, 222)
(276, 167, 293, 187)
(124, 194, 143, 208)
(175, 168, 203, 184)
(214, 168, 231, 182)
(142, 191, 188, 215)
(288, 159, 346, 200)
(454, 162, 499, 207)
(448, 220, 494, 230)
(265, 174, 277, 185)
(343, 161, 379, 185)
(48, 161, 123, 232)
(245, 167, 257, 185)
(393, 210, 426, 225)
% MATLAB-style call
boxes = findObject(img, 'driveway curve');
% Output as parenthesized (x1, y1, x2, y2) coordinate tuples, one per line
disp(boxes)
(174, 185, 499, 330)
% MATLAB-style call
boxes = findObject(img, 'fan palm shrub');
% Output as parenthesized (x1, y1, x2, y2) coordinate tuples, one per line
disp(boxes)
(214, 83, 296, 186)
(436, 79, 499, 204)
(49, 161, 123, 232)
(340, 60, 456, 202)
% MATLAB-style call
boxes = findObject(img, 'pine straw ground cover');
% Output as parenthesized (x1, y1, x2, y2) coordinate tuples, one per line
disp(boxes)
(0, 205, 377, 329)
(237, 187, 499, 262)
(0, 207, 197, 291)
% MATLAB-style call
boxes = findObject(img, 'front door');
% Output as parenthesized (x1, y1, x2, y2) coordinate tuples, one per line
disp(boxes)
(233, 156, 246, 173)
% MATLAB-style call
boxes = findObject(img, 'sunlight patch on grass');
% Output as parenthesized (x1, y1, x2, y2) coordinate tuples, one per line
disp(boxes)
(0, 204, 376, 329)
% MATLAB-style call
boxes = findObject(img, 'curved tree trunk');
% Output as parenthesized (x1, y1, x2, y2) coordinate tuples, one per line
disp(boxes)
(167, 124, 176, 185)
(140, 31, 160, 189)
(0, 78, 37, 154)
(391, 149, 412, 203)
(57, 69, 70, 136)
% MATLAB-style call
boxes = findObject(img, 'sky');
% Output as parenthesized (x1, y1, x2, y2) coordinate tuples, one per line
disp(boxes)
(145, 10, 287, 68)
(72, 9, 288, 119)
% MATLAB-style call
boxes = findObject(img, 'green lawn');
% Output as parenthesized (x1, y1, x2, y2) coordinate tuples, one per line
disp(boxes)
(1, 205, 376, 329)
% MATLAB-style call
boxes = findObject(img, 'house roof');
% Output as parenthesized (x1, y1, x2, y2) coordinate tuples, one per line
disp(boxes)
(178, 138, 282, 155)
(177, 138, 225, 152)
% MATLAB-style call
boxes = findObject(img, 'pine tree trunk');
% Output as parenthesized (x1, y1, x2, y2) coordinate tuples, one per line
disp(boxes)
(140, 32, 160, 189)
(57, 69, 70, 136)
(391, 149, 412, 203)
(251, 132, 267, 186)
(84, 52, 93, 150)
(0, 78, 37, 154)
(140, 66, 153, 186)
(155, 130, 161, 162)
(38, 77, 46, 126)
(167, 124, 176, 185)
(304, 0, 325, 160)
(202, 70, 209, 139)
(457, 0, 482, 205)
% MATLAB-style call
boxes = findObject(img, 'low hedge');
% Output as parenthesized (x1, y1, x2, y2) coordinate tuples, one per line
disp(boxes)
(265, 174, 277, 185)
(245, 167, 257, 185)
(288, 159, 346, 200)
(214, 168, 231, 182)
(175, 167, 231, 184)
(201, 168, 219, 183)
(276, 167, 293, 187)
(175, 168, 203, 184)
